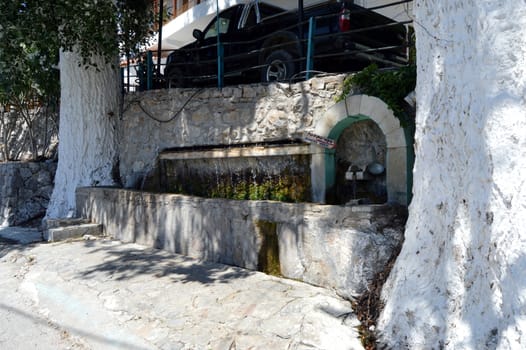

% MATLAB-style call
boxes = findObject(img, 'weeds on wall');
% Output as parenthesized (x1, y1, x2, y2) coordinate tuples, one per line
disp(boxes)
(337, 63, 416, 128)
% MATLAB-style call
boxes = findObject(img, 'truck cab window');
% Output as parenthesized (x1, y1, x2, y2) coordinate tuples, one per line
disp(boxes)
(245, 7, 257, 27)
(204, 7, 237, 39)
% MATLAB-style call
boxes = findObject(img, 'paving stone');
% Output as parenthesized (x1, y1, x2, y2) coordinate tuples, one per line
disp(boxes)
(0, 237, 364, 349)
(0, 226, 42, 244)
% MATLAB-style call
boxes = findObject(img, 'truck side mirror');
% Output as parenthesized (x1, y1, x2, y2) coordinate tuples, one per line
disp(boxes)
(193, 29, 204, 41)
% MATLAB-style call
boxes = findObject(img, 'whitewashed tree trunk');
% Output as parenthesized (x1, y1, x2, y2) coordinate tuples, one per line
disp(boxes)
(378, 1, 526, 348)
(46, 50, 119, 219)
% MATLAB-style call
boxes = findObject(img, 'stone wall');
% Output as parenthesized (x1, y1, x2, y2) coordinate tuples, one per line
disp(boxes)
(0, 161, 57, 226)
(120, 75, 345, 188)
(77, 187, 406, 299)
(120, 76, 410, 205)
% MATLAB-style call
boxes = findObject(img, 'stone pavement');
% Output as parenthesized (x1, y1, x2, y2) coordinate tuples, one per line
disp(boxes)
(0, 227, 364, 350)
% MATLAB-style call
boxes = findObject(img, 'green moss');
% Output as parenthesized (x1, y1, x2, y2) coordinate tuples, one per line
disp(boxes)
(232, 182, 248, 200)
(162, 155, 312, 203)
(255, 220, 281, 277)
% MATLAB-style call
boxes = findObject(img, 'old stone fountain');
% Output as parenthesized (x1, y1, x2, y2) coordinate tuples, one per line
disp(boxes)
(77, 77, 411, 299)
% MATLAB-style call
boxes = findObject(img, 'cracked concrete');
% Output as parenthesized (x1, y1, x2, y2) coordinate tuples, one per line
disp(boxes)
(0, 228, 364, 350)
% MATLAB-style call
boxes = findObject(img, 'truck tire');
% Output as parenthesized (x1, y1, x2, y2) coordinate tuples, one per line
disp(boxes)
(262, 50, 295, 83)
(167, 68, 186, 88)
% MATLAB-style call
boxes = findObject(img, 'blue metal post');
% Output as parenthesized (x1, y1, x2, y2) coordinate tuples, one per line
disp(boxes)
(216, 0, 224, 89)
(306, 17, 316, 80)
(157, 0, 164, 80)
(147, 51, 153, 90)
(298, 0, 304, 71)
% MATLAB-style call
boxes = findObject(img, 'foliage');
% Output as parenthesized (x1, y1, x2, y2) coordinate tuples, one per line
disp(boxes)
(0, 2, 59, 102)
(118, 0, 157, 60)
(1, 1, 155, 70)
(0, 1, 155, 160)
(337, 63, 416, 128)
(0, 0, 155, 97)
(0, 2, 61, 160)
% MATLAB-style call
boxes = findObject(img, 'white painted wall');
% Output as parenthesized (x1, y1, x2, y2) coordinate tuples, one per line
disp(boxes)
(378, 1, 526, 348)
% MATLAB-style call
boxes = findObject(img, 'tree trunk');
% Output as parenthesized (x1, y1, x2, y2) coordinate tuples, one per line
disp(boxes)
(377, 1, 526, 348)
(46, 50, 119, 219)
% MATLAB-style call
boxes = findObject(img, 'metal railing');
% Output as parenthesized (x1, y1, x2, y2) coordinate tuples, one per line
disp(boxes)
(121, 0, 413, 93)
(121, 51, 167, 93)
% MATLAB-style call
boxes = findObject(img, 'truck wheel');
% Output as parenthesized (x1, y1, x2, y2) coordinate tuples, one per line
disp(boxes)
(167, 68, 186, 88)
(262, 50, 295, 83)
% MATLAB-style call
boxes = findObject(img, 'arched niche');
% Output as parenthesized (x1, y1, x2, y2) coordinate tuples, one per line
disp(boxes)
(310, 94, 411, 206)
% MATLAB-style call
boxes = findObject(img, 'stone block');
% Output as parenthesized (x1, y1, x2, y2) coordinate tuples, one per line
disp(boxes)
(311, 78, 326, 90)
(310, 150, 326, 203)
(314, 101, 347, 135)
(44, 223, 103, 242)
(242, 87, 256, 98)
(386, 147, 408, 205)
(378, 110, 401, 135)
(385, 127, 407, 148)
(345, 94, 362, 116)
(357, 95, 383, 118)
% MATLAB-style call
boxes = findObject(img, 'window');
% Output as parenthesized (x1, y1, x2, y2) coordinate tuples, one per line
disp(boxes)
(203, 7, 237, 39)
(259, 3, 286, 19)
(245, 7, 257, 28)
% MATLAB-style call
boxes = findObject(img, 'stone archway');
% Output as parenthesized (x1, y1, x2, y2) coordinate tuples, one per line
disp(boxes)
(310, 94, 410, 205)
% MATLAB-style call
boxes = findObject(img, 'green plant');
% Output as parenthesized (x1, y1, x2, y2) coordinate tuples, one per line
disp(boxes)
(337, 64, 416, 128)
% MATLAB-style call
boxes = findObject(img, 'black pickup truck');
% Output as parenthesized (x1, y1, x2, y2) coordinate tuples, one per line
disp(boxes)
(164, 0, 407, 87)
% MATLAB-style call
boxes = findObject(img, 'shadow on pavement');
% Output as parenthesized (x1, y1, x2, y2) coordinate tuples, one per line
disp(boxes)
(78, 240, 255, 285)
(0, 239, 23, 260)
(0, 302, 151, 350)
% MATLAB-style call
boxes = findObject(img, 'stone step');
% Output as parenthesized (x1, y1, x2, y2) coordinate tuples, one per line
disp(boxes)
(44, 217, 91, 230)
(44, 223, 103, 242)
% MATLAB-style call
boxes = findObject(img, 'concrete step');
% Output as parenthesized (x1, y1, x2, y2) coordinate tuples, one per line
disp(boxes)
(44, 218, 91, 230)
(44, 223, 103, 242)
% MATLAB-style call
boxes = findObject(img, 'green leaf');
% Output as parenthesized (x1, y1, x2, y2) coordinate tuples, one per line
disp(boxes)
(337, 64, 416, 128)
